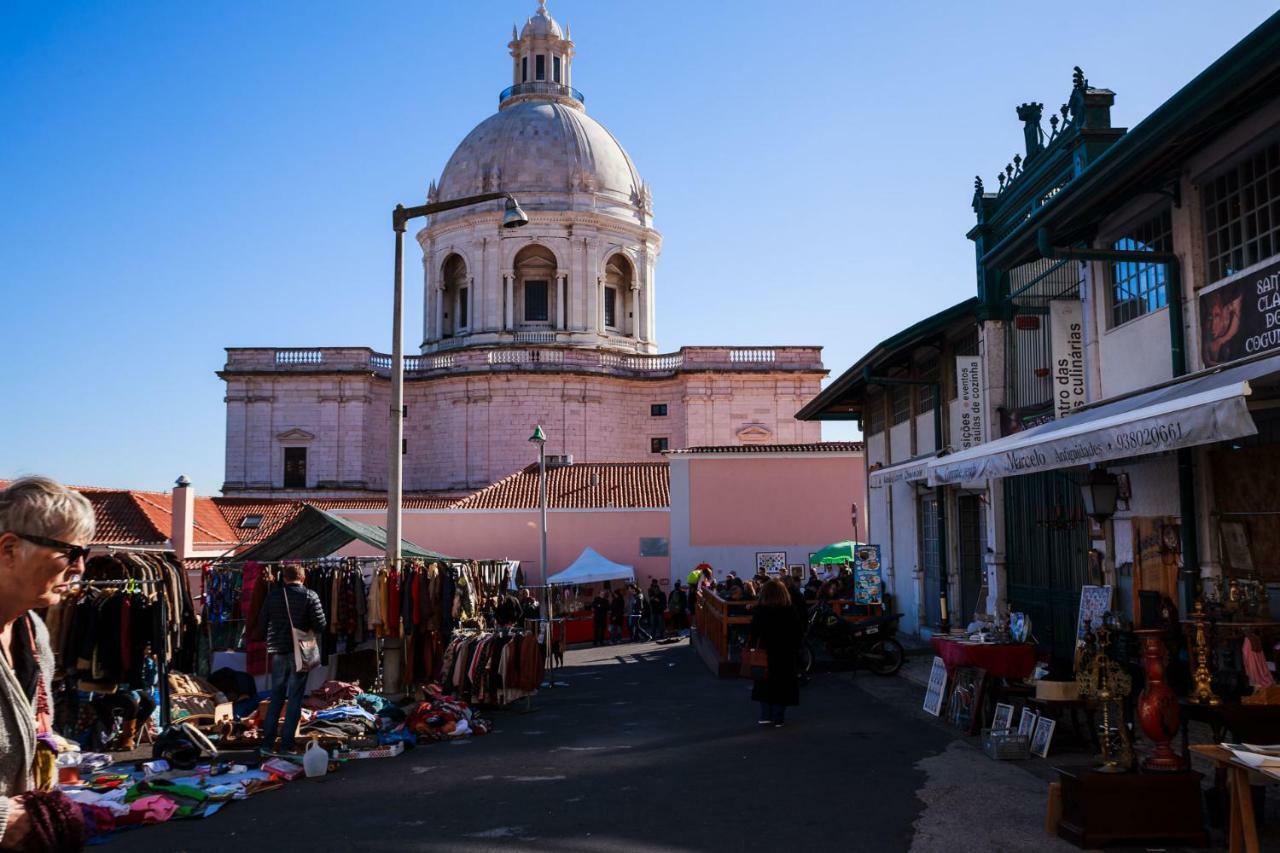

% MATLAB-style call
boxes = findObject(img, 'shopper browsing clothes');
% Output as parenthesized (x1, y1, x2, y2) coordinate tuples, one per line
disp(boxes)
(748, 579, 803, 728)
(647, 580, 667, 640)
(90, 643, 158, 751)
(609, 589, 625, 644)
(0, 476, 96, 850)
(591, 588, 610, 647)
(256, 565, 327, 755)
(628, 585, 646, 641)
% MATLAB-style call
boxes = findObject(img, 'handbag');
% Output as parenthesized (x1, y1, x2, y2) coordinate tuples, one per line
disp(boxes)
(283, 586, 321, 672)
(740, 647, 769, 679)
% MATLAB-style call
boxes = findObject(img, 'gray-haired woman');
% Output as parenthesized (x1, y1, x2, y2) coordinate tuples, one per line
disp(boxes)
(0, 477, 95, 848)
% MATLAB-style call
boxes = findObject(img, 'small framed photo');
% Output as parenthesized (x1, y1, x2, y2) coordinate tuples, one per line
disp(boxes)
(1016, 707, 1038, 737)
(755, 551, 786, 575)
(991, 702, 1015, 733)
(787, 564, 804, 579)
(1030, 716, 1056, 758)
(922, 657, 948, 717)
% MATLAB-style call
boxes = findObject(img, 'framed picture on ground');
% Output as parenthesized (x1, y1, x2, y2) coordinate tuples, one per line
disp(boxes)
(1030, 716, 1056, 758)
(991, 702, 1015, 733)
(1016, 706, 1037, 737)
(947, 666, 987, 735)
(755, 551, 786, 574)
(922, 656, 948, 717)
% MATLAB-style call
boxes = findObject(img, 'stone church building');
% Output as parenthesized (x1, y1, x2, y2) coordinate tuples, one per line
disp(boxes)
(220, 2, 826, 498)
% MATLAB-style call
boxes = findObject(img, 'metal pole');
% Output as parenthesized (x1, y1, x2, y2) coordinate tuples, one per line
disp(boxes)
(539, 441, 548, 584)
(387, 209, 406, 569)
(933, 383, 951, 634)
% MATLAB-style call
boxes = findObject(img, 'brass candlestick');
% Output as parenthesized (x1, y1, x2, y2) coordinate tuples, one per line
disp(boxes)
(1189, 599, 1220, 705)
(1076, 624, 1134, 773)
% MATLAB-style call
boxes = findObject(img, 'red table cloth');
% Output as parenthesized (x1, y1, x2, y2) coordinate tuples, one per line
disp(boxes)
(930, 637, 1036, 680)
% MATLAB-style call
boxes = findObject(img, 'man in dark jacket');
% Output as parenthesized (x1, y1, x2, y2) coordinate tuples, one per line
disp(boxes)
(647, 580, 667, 640)
(591, 589, 610, 647)
(256, 565, 326, 754)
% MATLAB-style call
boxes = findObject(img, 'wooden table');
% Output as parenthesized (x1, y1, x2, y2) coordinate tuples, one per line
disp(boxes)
(1189, 744, 1271, 853)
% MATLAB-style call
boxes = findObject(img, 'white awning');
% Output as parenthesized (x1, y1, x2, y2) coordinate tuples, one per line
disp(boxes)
(546, 547, 635, 586)
(928, 353, 1280, 486)
(868, 454, 934, 488)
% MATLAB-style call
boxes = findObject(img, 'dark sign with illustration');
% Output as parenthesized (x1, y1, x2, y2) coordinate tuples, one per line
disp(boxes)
(1201, 257, 1280, 367)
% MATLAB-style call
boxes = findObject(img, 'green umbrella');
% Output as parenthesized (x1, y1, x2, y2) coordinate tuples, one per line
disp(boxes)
(810, 540, 865, 565)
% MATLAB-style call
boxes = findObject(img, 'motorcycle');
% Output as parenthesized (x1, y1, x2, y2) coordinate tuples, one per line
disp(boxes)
(799, 602, 904, 676)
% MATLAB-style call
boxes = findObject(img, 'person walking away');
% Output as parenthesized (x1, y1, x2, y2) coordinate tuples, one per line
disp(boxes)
(257, 565, 327, 754)
(749, 579, 803, 727)
(647, 580, 667, 640)
(591, 588, 610, 647)
(668, 582, 688, 633)
(609, 589, 625, 644)
(629, 585, 646, 641)
(0, 476, 96, 849)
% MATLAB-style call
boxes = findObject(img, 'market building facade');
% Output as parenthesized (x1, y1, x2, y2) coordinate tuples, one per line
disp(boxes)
(803, 12, 1280, 660)
(219, 1, 824, 499)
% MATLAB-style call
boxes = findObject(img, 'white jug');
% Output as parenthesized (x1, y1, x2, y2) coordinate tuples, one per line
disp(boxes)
(302, 739, 328, 778)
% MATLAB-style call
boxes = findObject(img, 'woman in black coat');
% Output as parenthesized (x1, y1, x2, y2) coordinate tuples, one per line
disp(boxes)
(748, 579, 803, 727)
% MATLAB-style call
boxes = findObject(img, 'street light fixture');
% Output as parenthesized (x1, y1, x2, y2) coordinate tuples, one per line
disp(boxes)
(386, 192, 528, 569)
(1081, 467, 1120, 522)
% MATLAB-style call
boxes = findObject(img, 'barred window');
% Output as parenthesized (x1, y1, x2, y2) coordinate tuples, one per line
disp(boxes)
(916, 360, 940, 412)
(891, 383, 911, 425)
(1203, 140, 1280, 284)
(865, 392, 885, 435)
(1110, 208, 1172, 327)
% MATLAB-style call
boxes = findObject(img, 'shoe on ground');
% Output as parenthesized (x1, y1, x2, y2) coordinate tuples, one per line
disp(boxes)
(757, 720, 772, 725)
(773, 722, 784, 728)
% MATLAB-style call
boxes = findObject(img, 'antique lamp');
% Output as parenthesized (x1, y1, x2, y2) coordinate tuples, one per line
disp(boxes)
(1081, 467, 1120, 521)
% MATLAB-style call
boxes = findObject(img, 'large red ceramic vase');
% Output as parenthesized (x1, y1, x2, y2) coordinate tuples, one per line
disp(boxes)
(1135, 628, 1184, 771)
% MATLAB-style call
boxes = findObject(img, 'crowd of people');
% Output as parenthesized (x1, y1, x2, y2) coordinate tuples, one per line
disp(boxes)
(589, 579, 694, 646)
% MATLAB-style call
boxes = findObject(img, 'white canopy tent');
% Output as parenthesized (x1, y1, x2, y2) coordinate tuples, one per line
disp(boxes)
(546, 547, 635, 586)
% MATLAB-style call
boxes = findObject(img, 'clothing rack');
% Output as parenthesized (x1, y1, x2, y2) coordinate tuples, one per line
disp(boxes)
(75, 577, 174, 730)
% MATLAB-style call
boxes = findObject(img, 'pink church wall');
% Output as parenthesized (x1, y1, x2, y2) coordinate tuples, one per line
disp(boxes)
(688, 457, 866, 547)
(331, 508, 671, 588)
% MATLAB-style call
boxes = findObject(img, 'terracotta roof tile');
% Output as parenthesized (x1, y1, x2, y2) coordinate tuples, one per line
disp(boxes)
(453, 462, 669, 510)
(81, 491, 169, 545)
(664, 442, 865, 455)
(212, 495, 460, 544)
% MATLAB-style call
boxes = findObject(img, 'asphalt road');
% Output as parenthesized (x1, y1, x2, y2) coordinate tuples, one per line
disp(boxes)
(123, 640, 957, 853)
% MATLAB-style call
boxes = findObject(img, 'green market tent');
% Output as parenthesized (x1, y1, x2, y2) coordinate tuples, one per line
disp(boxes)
(233, 505, 456, 563)
(809, 540, 865, 565)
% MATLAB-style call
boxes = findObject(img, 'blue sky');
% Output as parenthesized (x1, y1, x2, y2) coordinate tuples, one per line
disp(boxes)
(2, 1, 1275, 493)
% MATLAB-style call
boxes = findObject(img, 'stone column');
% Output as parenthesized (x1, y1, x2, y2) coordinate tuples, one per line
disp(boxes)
(502, 271, 514, 331)
(630, 284, 641, 339)
(980, 318, 1009, 618)
(560, 274, 568, 330)
(597, 277, 605, 334)
(435, 283, 446, 340)
(422, 256, 434, 344)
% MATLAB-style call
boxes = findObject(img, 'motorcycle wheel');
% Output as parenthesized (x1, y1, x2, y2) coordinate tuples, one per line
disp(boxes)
(865, 638, 905, 676)
(799, 643, 815, 676)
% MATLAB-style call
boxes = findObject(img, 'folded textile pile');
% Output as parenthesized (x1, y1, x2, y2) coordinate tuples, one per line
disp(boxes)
(402, 687, 490, 742)
(302, 680, 361, 710)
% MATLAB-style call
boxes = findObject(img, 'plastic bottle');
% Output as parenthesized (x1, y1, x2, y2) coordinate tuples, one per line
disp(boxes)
(302, 738, 328, 778)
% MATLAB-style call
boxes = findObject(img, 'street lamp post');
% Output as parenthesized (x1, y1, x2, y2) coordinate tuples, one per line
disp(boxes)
(386, 193, 528, 568)
(528, 425, 548, 583)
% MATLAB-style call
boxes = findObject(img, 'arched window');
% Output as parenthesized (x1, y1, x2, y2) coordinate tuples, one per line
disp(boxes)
(515, 245, 557, 327)
(441, 254, 467, 337)
(604, 254, 634, 334)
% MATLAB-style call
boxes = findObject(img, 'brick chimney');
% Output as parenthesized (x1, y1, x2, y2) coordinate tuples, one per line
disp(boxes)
(171, 475, 194, 560)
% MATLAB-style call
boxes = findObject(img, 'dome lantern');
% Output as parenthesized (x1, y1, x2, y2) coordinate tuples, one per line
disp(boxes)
(503, 0, 581, 111)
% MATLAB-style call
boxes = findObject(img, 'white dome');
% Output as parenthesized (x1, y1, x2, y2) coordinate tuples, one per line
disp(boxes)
(521, 8, 562, 39)
(435, 101, 644, 216)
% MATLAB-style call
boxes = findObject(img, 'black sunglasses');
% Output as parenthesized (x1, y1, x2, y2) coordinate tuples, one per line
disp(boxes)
(12, 532, 91, 565)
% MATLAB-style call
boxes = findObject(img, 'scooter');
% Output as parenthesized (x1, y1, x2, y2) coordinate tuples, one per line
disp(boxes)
(799, 601, 904, 676)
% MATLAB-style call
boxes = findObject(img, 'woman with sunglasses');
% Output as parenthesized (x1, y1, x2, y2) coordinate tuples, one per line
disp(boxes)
(0, 476, 95, 849)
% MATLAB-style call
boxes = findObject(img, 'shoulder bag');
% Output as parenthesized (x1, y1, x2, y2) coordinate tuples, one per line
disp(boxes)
(740, 647, 769, 679)
(283, 587, 321, 672)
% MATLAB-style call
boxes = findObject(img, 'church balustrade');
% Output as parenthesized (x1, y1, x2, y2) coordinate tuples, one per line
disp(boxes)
(225, 345, 823, 379)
